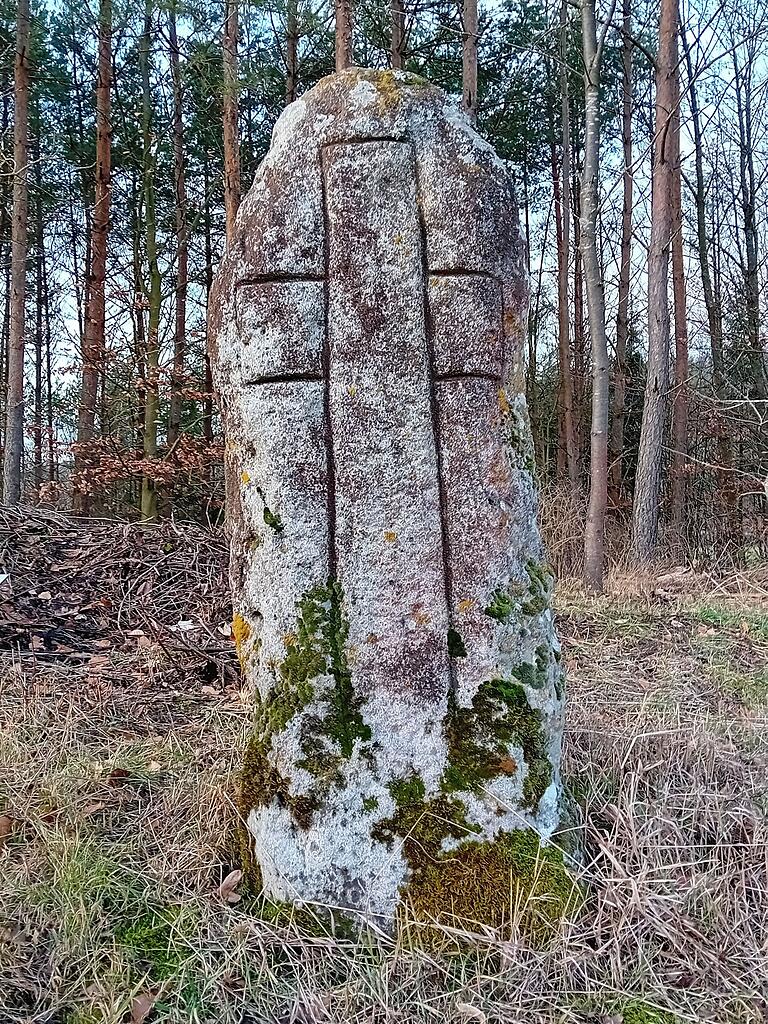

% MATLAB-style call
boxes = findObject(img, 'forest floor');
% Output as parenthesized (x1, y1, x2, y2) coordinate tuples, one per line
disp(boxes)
(1, 507, 767, 1024)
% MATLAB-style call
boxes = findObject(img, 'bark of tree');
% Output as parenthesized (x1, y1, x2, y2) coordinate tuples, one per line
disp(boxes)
(731, 41, 767, 401)
(555, 0, 578, 488)
(168, 0, 188, 450)
(572, 172, 586, 458)
(33, 127, 43, 499)
(203, 147, 215, 447)
(2, 0, 31, 505)
(43, 238, 54, 483)
(223, 0, 240, 245)
(391, 0, 405, 69)
(74, 0, 111, 513)
(579, 0, 614, 592)
(285, 0, 299, 104)
(681, 26, 735, 523)
(1, 79, 10, 458)
(461, 0, 478, 118)
(140, 1, 160, 521)
(609, 0, 632, 504)
(632, 0, 677, 562)
(335, 0, 353, 72)
(669, 85, 688, 539)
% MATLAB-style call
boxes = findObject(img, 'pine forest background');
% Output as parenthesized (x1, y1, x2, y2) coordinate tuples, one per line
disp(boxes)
(1, 0, 767, 589)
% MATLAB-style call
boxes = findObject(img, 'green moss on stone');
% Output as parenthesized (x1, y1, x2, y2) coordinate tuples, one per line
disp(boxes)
(291, 581, 371, 781)
(238, 580, 370, 849)
(374, 777, 576, 933)
(403, 828, 578, 932)
(441, 678, 552, 809)
(484, 588, 516, 623)
(262, 505, 284, 533)
(521, 560, 553, 616)
(513, 645, 550, 690)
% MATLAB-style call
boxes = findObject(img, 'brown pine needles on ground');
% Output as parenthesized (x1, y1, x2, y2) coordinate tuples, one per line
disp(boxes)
(1, 508, 767, 1024)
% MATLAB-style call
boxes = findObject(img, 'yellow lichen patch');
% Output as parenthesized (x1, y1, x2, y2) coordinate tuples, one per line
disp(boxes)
(458, 598, 475, 613)
(373, 69, 402, 113)
(383, 530, 398, 542)
(498, 388, 511, 416)
(241, 470, 251, 485)
(232, 612, 252, 666)
(366, 632, 380, 644)
(411, 605, 431, 626)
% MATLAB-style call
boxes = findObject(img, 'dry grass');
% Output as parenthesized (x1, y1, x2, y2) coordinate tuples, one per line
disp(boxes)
(1, 517, 768, 1024)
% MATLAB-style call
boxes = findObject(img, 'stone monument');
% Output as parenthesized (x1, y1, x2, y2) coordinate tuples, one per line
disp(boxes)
(209, 68, 568, 928)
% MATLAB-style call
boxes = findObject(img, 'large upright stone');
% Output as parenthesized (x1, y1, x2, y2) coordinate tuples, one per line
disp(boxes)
(209, 69, 567, 928)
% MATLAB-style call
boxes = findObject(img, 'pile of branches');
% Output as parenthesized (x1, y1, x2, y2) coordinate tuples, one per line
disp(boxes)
(0, 505, 236, 690)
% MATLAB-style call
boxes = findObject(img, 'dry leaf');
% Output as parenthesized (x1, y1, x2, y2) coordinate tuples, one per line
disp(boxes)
(82, 801, 105, 817)
(131, 989, 159, 1024)
(217, 868, 243, 903)
(0, 814, 14, 847)
(455, 1003, 487, 1022)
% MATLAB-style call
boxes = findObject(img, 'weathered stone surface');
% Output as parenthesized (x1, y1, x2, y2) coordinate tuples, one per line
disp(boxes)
(209, 68, 566, 927)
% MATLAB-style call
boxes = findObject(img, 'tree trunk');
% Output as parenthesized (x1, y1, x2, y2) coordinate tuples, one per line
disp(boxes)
(168, 0, 187, 450)
(555, 0, 578, 488)
(572, 172, 586, 460)
(461, 0, 478, 118)
(202, 146, 215, 447)
(632, 0, 677, 562)
(2, 0, 30, 505)
(391, 0, 405, 70)
(140, 0, 160, 522)
(33, 125, 43, 499)
(223, 0, 240, 246)
(731, 44, 767, 401)
(285, 0, 299, 104)
(669, 86, 688, 541)
(579, 0, 612, 593)
(609, 0, 632, 504)
(335, 0, 353, 71)
(74, 0, 111, 513)
(43, 238, 55, 483)
(681, 25, 735, 524)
